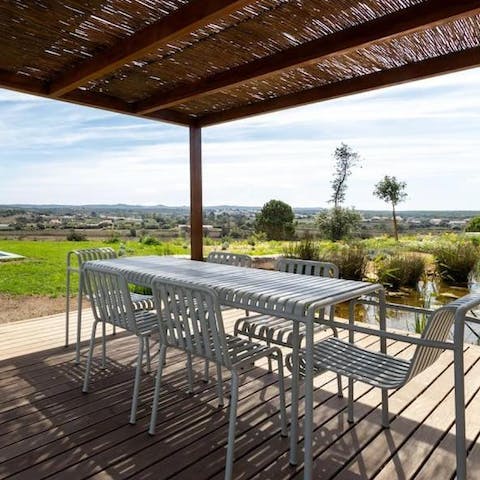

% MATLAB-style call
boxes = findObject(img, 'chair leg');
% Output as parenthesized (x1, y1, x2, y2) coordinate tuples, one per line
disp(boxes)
(149, 344, 167, 435)
(144, 337, 151, 373)
(381, 389, 390, 428)
(274, 350, 288, 437)
(130, 337, 145, 425)
(267, 339, 273, 372)
(216, 363, 224, 407)
(82, 320, 99, 393)
(337, 374, 343, 398)
(203, 359, 210, 383)
(74, 276, 84, 364)
(347, 378, 354, 423)
(101, 321, 107, 369)
(225, 371, 239, 480)
(186, 352, 194, 394)
(65, 269, 71, 348)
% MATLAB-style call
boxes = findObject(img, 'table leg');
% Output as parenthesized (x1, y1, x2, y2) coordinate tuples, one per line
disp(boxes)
(303, 316, 314, 479)
(289, 321, 300, 466)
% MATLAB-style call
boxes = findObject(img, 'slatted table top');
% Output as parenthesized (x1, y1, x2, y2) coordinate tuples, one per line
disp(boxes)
(85, 255, 382, 320)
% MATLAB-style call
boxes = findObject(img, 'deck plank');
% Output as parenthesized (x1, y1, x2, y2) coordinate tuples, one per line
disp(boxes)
(0, 310, 479, 480)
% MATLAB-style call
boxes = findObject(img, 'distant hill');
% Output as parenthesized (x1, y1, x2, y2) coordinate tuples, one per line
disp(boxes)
(1, 204, 479, 219)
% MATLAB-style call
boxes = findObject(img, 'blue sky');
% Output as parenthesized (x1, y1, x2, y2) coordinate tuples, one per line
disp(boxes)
(1, 67, 479, 210)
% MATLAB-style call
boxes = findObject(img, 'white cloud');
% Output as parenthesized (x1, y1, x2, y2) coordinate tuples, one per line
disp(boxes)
(1, 66, 480, 209)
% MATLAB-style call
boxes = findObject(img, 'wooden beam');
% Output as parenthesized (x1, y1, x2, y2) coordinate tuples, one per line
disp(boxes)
(197, 47, 480, 127)
(136, 0, 480, 114)
(49, 0, 252, 97)
(0, 70, 48, 95)
(190, 126, 203, 261)
(0, 69, 192, 126)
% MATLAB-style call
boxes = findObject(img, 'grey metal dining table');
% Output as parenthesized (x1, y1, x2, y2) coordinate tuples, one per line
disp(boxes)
(85, 255, 386, 479)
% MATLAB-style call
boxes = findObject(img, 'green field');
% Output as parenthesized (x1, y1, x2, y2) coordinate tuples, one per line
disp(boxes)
(0, 239, 287, 297)
(1, 233, 478, 297)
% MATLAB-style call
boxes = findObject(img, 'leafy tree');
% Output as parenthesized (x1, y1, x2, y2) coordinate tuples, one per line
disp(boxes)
(466, 216, 480, 232)
(317, 206, 361, 241)
(330, 143, 360, 208)
(255, 199, 295, 240)
(373, 175, 407, 241)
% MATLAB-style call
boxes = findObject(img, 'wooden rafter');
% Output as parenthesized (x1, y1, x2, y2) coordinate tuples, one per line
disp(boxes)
(48, 0, 253, 97)
(197, 47, 480, 127)
(136, 0, 480, 115)
(0, 69, 192, 126)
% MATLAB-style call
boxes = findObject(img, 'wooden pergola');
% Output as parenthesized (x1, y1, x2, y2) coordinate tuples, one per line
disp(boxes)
(1, 0, 479, 258)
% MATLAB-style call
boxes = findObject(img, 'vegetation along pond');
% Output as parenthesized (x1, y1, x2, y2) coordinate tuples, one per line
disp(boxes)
(337, 277, 480, 345)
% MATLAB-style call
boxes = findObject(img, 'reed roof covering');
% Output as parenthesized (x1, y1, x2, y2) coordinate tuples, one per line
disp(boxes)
(1, 0, 479, 127)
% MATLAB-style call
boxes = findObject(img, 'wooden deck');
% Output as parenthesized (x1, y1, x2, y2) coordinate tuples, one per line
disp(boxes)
(1, 309, 480, 480)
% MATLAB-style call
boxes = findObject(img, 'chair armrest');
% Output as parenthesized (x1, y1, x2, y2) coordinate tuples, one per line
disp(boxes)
(354, 297, 434, 317)
(321, 318, 454, 350)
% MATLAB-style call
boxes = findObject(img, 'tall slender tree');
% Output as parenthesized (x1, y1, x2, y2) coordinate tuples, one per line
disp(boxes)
(330, 143, 360, 208)
(373, 175, 407, 241)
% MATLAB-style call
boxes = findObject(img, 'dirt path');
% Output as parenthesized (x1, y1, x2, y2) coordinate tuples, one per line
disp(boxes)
(0, 294, 68, 323)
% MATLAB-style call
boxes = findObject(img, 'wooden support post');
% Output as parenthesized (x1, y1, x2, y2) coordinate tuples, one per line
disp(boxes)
(189, 125, 203, 260)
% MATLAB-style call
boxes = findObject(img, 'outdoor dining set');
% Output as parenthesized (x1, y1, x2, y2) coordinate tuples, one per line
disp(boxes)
(65, 248, 480, 480)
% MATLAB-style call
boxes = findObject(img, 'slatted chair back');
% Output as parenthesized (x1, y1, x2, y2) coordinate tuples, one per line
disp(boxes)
(83, 265, 137, 333)
(276, 257, 339, 278)
(407, 294, 476, 381)
(207, 251, 252, 268)
(68, 247, 117, 272)
(153, 279, 232, 369)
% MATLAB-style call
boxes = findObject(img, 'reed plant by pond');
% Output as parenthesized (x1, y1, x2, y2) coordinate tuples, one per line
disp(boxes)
(283, 237, 368, 281)
(432, 240, 479, 285)
(375, 252, 427, 290)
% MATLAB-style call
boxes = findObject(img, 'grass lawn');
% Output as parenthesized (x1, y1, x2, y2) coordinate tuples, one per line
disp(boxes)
(0, 238, 287, 297)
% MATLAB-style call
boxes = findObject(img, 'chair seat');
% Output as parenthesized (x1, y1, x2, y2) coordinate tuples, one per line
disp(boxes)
(292, 337, 411, 390)
(234, 314, 327, 347)
(224, 334, 273, 366)
(131, 293, 155, 311)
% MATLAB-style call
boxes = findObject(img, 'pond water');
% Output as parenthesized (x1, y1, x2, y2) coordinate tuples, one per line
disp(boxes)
(0, 250, 24, 261)
(337, 277, 480, 345)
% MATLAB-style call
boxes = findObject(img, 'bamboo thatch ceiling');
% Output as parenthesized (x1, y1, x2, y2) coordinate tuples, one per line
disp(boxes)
(1, 0, 479, 127)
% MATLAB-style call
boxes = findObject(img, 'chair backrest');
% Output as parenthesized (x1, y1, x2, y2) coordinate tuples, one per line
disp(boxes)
(276, 257, 339, 278)
(152, 278, 231, 368)
(67, 247, 117, 272)
(207, 251, 252, 268)
(82, 264, 136, 332)
(407, 293, 480, 381)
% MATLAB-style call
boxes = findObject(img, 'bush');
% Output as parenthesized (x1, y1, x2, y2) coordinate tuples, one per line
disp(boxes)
(433, 241, 479, 285)
(140, 235, 160, 246)
(66, 230, 86, 241)
(375, 253, 426, 290)
(318, 243, 368, 280)
(283, 234, 320, 260)
(317, 207, 361, 241)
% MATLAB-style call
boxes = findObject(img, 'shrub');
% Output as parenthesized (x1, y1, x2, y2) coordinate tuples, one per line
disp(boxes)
(140, 235, 160, 246)
(318, 243, 368, 280)
(283, 234, 320, 260)
(375, 253, 426, 290)
(66, 230, 86, 241)
(433, 241, 479, 285)
(317, 206, 361, 241)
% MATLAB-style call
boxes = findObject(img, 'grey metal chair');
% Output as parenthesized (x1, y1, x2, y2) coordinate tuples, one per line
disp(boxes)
(81, 264, 158, 425)
(148, 278, 288, 480)
(206, 251, 253, 268)
(287, 293, 480, 480)
(204, 250, 252, 381)
(234, 258, 342, 394)
(66, 247, 154, 363)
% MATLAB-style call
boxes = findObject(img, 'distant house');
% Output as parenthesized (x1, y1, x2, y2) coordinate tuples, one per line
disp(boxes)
(448, 220, 468, 230)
